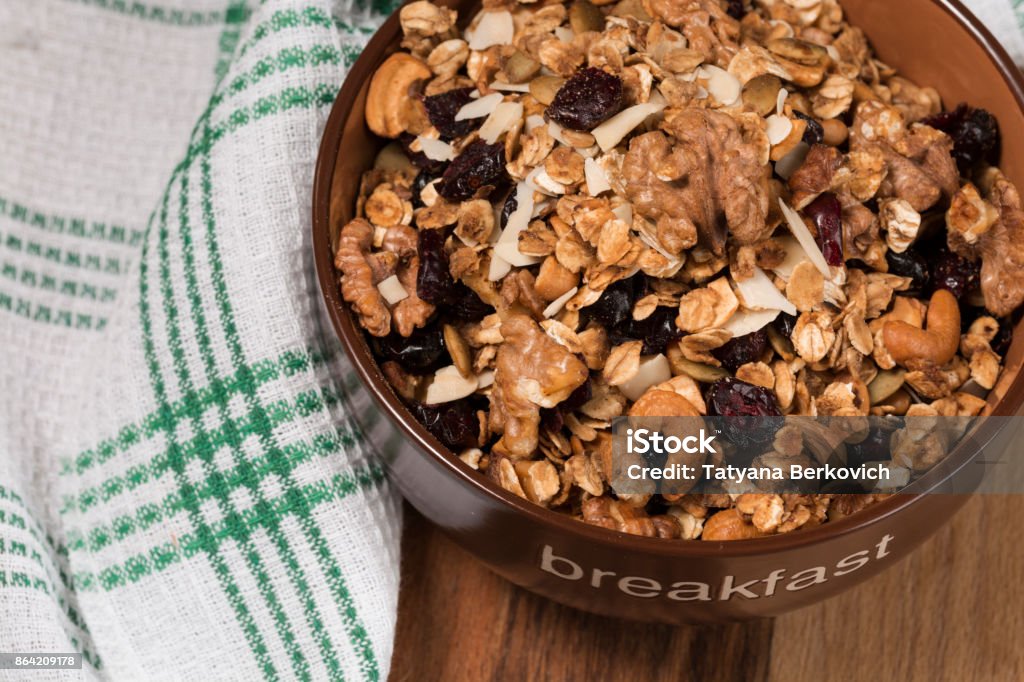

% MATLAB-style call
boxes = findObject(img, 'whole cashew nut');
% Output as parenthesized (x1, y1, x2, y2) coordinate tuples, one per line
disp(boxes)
(365, 53, 431, 139)
(883, 289, 961, 369)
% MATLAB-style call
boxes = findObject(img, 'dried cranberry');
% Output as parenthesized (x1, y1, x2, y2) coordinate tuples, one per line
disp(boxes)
(794, 111, 824, 146)
(423, 87, 478, 141)
(772, 312, 797, 339)
(923, 103, 1000, 172)
(416, 227, 457, 305)
(448, 283, 494, 321)
(707, 378, 782, 417)
(437, 140, 506, 202)
(546, 67, 623, 131)
(885, 248, 930, 292)
(374, 325, 447, 374)
(706, 378, 781, 448)
(712, 330, 768, 372)
(845, 427, 892, 467)
(408, 399, 480, 450)
(500, 190, 518, 230)
(804, 192, 843, 266)
(932, 247, 980, 298)
(615, 307, 684, 354)
(725, 0, 746, 19)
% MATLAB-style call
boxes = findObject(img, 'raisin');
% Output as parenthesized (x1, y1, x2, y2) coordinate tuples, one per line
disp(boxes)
(581, 276, 638, 329)
(772, 312, 798, 339)
(931, 247, 980, 298)
(500, 189, 518, 229)
(794, 110, 824, 146)
(614, 307, 684, 354)
(374, 324, 447, 374)
(546, 67, 623, 131)
(725, 0, 746, 19)
(408, 399, 480, 450)
(423, 87, 478, 141)
(437, 140, 506, 202)
(805, 192, 843, 266)
(562, 380, 592, 412)
(885, 248, 930, 292)
(923, 103, 1000, 173)
(416, 227, 457, 305)
(712, 330, 768, 372)
(448, 283, 494, 321)
(540, 408, 564, 434)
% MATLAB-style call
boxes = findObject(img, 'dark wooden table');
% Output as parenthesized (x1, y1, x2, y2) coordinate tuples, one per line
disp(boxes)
(389, 496, 1024, 681)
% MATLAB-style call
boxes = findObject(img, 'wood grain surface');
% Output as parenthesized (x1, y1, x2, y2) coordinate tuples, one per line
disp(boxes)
(389, 496, 1024, 682)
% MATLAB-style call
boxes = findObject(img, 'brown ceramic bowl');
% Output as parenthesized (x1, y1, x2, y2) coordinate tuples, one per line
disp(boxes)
(313, 0, 1024, 622)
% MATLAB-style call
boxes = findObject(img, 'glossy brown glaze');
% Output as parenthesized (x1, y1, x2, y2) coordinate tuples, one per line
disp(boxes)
(312, 0, 1024, 622)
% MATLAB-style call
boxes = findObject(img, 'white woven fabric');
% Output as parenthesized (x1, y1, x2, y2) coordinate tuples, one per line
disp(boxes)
(0, 0, 1020, 680)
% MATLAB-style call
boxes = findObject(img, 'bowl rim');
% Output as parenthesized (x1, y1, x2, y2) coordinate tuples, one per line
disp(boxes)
(312, 0, 1024, 557)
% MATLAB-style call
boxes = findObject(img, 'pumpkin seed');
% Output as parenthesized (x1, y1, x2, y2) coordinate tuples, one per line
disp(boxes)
(742, 74, 783, 117)
(569, 0, 605, 34)
(868, 368, 906, 404)
(530, 75, 566, 105)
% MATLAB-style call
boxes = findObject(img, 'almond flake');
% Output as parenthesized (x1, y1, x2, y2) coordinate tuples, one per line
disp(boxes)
(619, 354, 672, 401)
(723, 308, 780, 337)
(488, 252, 513, 281)
(779, 198, 831, 277)
(477, 370, 495, 389)
(584, 157, 611, 195)
(455, 92, 503, 121)
(543, 286, 578, 318)
(733, 266, 796, 315)
(376, 275, 409, 304)
(774, 141, 810, 180)
(417, 136, 455, 161)
(465, 10, 513, 51)
(479, 101, 523, 143)
(701, 65, 742, 106)
(776, 88, 788, 116)
(424, 366, 479, 404)
(766, 114, 793, 146)
(592, 100, 667, 151)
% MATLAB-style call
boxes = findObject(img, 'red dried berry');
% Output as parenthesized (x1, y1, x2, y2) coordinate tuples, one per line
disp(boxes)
(437, 140, 506, 201)
(546, 67, 623, 131)
(932, 247, 980, 298)
(707, 378, 782, 417)
(712, 330, 768, 372)
(923, 103, 1000, 173)
(423, 87, 478, 141)
(805, 192, 843, 266)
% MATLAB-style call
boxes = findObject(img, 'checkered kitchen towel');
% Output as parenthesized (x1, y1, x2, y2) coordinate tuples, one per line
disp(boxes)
(0, 0, 1022, 680)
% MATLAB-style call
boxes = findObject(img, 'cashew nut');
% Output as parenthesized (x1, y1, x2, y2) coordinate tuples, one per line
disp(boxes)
(883, 289, 960, 369)
(365, 53, 431, 139)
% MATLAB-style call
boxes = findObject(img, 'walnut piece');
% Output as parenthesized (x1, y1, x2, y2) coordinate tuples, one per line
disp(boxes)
(621, 108, 771, 257)
(490, 314, 589, 458)
(336, 218, 391, 337)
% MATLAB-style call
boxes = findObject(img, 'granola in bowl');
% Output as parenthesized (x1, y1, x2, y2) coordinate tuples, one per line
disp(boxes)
(334, 0, 1024, 541)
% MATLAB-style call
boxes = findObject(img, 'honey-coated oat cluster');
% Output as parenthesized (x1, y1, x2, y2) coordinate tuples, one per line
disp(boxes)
(335, 0, 1024, 540)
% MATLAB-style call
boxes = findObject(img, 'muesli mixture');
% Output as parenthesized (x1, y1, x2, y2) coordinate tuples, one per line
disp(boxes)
(335, 0, 1024, 540)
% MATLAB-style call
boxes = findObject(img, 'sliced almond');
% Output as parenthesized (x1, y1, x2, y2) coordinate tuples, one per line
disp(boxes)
(424, 366, 479, 404)
(455, 92, 503, 121)
(592, 100, 667, 151)
(619, 354, 672, 401)
(376, 275, 408, 305)
(465, 10, 513, 51)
